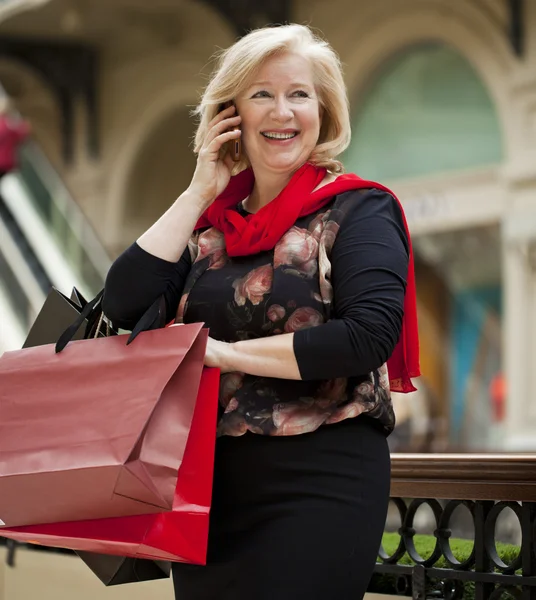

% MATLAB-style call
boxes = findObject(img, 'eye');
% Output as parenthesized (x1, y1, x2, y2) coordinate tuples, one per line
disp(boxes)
(292, 90, 310, 98)
(252, 90, 271, 98)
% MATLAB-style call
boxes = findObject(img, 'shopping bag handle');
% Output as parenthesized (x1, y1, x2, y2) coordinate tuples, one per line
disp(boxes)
(55, 290, 104, 353)
(127, 294, 167, 345)
(55, 292, 167, 353)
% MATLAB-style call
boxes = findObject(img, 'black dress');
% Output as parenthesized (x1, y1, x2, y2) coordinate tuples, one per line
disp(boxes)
(103, 189, 409, 599)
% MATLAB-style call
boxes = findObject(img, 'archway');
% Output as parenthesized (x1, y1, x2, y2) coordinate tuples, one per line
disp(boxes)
(122, 105, 198, 238)
(345, 43, 503, 181)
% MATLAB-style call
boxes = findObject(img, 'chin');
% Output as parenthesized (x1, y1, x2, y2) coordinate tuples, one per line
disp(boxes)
(266, 161, 296, 172)
(264, 155, 307, 173)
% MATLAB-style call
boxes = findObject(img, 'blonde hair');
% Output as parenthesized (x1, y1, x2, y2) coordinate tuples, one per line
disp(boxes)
(193, 24, 351, 174)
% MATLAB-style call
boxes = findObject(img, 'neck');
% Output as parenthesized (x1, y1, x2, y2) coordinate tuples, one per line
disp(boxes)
(244, 168, 294, 214)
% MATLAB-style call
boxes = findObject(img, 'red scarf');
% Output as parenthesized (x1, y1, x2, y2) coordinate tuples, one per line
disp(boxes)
(196, 162, 420, 393)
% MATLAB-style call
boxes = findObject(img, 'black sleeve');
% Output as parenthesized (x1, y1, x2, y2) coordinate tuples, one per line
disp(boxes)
(293, 189, 409, 380)
(102, 242, 192, 330)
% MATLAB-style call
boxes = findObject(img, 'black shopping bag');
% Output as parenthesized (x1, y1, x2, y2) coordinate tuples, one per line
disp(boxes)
(76, 551, 170, 586)
(23, 287, 113, 349)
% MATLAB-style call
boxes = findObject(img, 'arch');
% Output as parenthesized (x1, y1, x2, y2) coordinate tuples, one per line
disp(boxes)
(345, 43, 503, 181)
(107, 83, 200, 246)
(106, 0, 236, 247)
(122, 104, 198, 238)
(340, 0, 520, 165)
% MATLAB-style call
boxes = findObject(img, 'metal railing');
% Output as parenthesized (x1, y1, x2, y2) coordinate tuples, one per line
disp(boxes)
(0, 140, 111, 347)
(371, 454, 536, 599)
(16, 141, 110, 294)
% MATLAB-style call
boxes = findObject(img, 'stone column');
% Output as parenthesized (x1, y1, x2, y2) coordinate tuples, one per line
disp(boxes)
(502, 212, 536, 450)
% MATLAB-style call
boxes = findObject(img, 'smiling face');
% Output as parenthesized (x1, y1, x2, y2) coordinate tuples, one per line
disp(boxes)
(235, 52, 322, 177)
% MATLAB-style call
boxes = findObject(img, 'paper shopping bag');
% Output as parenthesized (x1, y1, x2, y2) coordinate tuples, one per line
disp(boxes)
(22, 286, 113, 349)
(0, 367, 220, 576)
(6, 286, 173, 583)
(0, 323, 210, 528)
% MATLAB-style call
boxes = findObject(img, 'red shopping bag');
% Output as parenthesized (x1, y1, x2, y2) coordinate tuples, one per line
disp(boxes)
(0, 367, 220, 565)
(0, 323, 210, 527)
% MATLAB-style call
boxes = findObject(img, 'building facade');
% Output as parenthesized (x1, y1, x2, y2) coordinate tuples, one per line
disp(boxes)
(0, 0, 535, 451)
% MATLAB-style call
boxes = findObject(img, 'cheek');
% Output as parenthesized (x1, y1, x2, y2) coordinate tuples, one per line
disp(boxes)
(239, 113, 261, 141)
(242, 127, 258, 151)
(302, 106, 321, 131)
(303, 113, 321, 141)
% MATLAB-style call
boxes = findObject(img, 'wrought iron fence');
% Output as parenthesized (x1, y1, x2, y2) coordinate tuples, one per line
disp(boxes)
(370, 454, 536, 600)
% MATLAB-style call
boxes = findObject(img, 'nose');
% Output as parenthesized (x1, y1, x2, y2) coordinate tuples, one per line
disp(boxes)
(271, 96, 293, 122)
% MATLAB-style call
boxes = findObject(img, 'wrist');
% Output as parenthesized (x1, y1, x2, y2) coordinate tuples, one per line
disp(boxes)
(221, 340, 240, 373)
(183, 186, 214, 212)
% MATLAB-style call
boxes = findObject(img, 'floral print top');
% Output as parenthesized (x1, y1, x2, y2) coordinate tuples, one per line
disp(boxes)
(103, 189, 410, 438)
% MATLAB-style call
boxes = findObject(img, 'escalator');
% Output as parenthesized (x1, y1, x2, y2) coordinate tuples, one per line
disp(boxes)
(0, 140, 111, 352)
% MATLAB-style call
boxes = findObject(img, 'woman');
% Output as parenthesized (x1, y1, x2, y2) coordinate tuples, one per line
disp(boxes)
(103, 24, 420, 600)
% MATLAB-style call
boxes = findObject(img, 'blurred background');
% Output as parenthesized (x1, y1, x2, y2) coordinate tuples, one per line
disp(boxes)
(0, 0, 535, 455)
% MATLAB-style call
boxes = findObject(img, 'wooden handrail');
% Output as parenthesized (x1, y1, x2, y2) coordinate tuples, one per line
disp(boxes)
(391, 453, 536, 502)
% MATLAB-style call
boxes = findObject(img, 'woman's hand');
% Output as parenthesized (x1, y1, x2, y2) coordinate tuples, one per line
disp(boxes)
(135, 106, 241, 262)
(204, 337, 235, 372)
(187, 104, 242, 208)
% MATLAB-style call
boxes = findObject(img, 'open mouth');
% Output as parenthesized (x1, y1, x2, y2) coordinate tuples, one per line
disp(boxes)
(261, 132, 299, 140)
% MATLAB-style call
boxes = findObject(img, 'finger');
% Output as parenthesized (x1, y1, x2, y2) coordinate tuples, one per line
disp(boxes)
(203, 115, 241, 149)
(204, 128, 241, 158)
(207, 103, 235, 130)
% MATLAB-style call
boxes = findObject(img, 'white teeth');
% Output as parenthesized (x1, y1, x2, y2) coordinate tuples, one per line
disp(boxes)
(262, 132, 297, 140)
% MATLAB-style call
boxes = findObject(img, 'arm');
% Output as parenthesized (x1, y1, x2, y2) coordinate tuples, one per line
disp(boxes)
(102, 242, 192, 329)
(136, 189, 207, 262)
(102, 185, 209, 329)
(102, 104, 243, 328)
(134, 104, 242, 261)
(206, 333, 301, 379)
(206, 189, 409, 380)
(294, 189, 409, 379)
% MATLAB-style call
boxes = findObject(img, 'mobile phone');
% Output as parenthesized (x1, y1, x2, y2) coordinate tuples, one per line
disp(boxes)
(219, 101, 241, 161)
